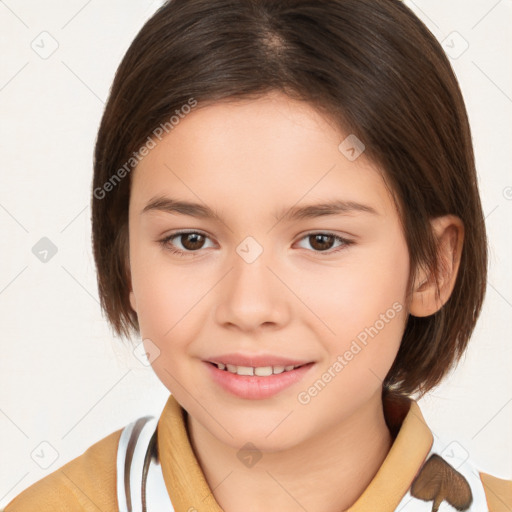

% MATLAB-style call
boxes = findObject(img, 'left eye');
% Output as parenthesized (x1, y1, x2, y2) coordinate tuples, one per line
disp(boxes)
(159, 231, 353, 256)
(296, 233, 353, 253)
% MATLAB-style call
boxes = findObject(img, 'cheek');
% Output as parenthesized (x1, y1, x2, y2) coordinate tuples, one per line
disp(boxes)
(311, 238, 408, 329)
(129, 243, 212, 344)
(305, 230, 410, 374)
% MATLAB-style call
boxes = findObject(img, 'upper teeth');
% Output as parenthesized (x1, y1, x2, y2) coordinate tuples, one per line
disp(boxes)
(215, 363, 301, 376)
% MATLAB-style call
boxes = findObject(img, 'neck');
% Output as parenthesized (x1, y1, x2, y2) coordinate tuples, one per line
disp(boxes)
(186, 389, 393, 512)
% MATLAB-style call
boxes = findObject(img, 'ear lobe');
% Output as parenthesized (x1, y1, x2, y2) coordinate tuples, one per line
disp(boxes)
(409, 215, 464, 318)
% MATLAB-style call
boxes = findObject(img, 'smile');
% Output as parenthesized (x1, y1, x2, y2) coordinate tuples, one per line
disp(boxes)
(204, 361, 315, 400)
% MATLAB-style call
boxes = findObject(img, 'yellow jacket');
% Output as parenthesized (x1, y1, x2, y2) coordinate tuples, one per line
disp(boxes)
(3, 393, 512, 511)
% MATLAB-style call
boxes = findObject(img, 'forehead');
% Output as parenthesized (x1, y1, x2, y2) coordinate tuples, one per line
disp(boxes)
(130, 92, 396, 222)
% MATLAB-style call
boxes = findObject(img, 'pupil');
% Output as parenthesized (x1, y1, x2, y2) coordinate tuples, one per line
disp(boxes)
(183, 233, 204, 250)
(311, 234, 332, 251)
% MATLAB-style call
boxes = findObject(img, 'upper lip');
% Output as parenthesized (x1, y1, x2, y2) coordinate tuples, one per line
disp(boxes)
(205, 353, 314, 367)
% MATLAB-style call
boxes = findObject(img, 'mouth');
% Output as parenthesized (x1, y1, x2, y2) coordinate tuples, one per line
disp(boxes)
(204, 360, 316, 400)
(207, 361, 312, 376)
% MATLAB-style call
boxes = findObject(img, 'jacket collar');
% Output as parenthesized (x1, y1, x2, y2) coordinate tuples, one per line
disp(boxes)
(156, 393, 433, 512)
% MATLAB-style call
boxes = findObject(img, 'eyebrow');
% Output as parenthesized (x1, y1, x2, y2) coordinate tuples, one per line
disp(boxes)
(141, 196, 379, 221)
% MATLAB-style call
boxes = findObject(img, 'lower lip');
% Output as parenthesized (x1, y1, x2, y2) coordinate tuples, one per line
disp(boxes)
(204, 361, 315, 400)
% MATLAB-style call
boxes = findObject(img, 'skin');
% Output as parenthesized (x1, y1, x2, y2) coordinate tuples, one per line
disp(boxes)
(127, 91, 463, 512)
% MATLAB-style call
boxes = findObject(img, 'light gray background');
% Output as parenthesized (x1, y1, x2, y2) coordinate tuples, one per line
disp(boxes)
(1, 0, 511, 506)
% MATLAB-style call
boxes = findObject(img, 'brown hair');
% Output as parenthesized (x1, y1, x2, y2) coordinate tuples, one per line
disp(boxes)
(92, 0, 487, 397)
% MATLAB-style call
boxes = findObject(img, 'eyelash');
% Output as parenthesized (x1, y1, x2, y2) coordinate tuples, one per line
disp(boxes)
(158, 230, 354, 257)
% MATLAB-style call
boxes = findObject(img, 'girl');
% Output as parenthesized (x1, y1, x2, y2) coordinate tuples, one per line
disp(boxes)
(4, 0, 511, 510)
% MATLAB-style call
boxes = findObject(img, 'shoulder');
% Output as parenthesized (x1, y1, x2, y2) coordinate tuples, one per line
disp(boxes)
(397, 432, 512, 512)
(2, 428, 123, 512)
(480, 472, 512, 512)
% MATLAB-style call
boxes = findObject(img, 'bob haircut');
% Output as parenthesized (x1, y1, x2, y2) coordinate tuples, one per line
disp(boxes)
(92, 0, 487, 398)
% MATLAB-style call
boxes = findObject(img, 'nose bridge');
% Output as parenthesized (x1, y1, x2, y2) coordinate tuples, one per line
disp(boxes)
(217, 234, 289, 328)
(231, 234, 275, 295)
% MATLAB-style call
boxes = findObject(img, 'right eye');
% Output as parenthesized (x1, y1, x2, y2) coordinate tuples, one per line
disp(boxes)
(159, 230, 215, 256)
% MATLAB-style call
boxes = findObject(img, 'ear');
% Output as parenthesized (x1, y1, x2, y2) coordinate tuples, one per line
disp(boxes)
(129, 289, 137, 313)
(409, 215, 464, 317)
(123, 232, 137, 314)
(128, 260, 137, 313)
(126, 250, 136, 312)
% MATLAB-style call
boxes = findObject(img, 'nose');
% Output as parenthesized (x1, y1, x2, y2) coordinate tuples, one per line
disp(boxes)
(214, 238, 291, 332)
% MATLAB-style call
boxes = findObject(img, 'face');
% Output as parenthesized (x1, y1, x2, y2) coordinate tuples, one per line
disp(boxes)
(128, 91, 410, 452)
